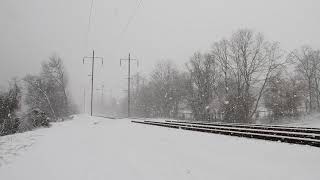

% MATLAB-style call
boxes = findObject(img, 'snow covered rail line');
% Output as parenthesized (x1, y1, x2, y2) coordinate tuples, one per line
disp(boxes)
(165, 120, 320, 134)
(162, 121, 320, 140)
(131, 120, 320, 147)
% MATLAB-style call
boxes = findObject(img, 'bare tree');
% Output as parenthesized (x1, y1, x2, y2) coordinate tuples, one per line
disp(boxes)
(186, 52, 217, 121)
(212, 39, 230, 96)
(24, 54, 72, 120)
(264, 72, 304, 122)
(288, 46, 320, 112)
(314, 50, 320, 110)
(24, 75, 57, 120)
(131, 73, 148, 117)
(211, 29, 283, 123)
(41, 54, 69, 115)
(130, 61, 188, 118)
(149, 60, 182, 118)
(132, 81, 156, 117)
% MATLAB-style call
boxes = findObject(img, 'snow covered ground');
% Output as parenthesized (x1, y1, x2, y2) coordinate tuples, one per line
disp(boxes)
(0, 115, 320, 180)
(289, 113, 320, 128)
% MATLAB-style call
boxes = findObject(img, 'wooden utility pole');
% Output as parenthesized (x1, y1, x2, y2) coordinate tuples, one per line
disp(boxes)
(96, 84, 104, 105)
(83, 50, 103, 116)
(83, 88, 86, 113)
(120, 53, 138, 117)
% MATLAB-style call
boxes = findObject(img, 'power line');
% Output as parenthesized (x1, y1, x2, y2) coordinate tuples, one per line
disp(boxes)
(137, 0, 143, 6)
(86, 0, 95, 50)
(110, 0, 143, 64)
(120, 0, 143, 34)
(88, 0, 94, 31)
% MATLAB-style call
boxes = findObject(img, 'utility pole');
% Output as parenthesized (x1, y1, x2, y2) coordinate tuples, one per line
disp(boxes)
(83, 50, 103, 116)
(96, 84, 104, 105)
(83, 88, 86, 113)
(120, 53, 138, 117)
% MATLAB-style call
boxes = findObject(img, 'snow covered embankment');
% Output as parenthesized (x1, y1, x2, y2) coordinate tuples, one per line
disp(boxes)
(0, 131, 41, 167)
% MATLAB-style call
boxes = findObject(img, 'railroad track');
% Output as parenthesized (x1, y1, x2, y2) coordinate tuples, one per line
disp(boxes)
(93, 115, 147, 120)
(131, 120, 320, 147)
(93, 115, 120, 119)
(165, 120, 320, 134)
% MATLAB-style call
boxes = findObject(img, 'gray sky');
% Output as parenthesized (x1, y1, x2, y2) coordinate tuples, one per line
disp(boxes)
(1, 0, 320, 105)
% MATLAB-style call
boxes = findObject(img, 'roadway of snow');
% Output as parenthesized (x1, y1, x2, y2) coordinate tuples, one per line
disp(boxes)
(0, 115, 320, 180)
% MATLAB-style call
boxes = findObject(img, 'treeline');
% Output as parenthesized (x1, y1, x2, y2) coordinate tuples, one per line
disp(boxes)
(0, 55, 75, 136)
(127, 29, 320, 124)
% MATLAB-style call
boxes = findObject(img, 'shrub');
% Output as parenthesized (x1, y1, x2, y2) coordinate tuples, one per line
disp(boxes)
(18, 109, 50, 132)
(0, 117, 20, 136)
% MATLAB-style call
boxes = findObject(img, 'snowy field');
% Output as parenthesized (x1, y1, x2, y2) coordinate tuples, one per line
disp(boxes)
(0, 115, 320, 180)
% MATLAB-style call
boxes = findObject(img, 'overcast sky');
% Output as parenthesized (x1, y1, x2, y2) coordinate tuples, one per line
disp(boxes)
(1, 0, 320, 105)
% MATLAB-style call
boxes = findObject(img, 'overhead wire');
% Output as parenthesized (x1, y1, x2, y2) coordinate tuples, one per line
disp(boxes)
(84, 0, 143, 72)
(120, 0, 143, 35)
(86, 0, 95, 51)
